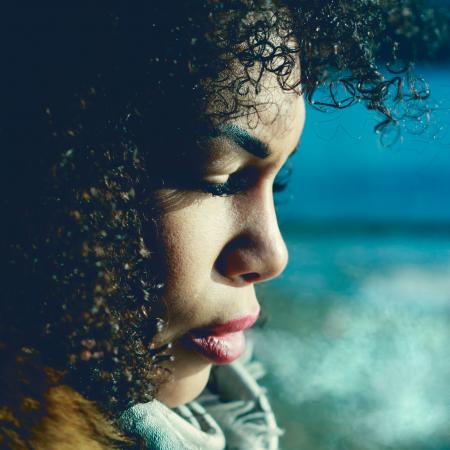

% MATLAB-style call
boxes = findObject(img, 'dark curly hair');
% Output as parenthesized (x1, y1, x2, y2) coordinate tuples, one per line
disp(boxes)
(0, 0, 447, 418)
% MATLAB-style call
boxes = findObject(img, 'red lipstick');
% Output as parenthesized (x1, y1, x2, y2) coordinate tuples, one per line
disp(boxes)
(184, 311, 259, 364)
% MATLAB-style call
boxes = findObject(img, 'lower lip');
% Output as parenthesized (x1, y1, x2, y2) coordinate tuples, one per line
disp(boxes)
(185, 331, 246, 364)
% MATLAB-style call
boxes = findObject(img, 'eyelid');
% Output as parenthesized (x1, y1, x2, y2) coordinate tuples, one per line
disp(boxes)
(202, 174, 230, 184)
(203, 156, 241, 175)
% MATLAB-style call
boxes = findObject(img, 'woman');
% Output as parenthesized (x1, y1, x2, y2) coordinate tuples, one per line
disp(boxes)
(0, 1, 439, 449)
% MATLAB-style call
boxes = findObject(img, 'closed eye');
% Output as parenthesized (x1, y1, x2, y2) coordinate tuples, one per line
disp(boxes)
(198, 167, 258, 197)
(199, 152, 295, 197)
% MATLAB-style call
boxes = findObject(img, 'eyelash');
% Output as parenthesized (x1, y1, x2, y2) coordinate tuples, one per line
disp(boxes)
(273, 160, 293, 194)
(198, 163, 293, 197)
(198, 171, 253, 196)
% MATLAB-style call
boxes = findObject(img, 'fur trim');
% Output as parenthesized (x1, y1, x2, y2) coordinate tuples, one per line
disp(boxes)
(0, 343, 128, 450)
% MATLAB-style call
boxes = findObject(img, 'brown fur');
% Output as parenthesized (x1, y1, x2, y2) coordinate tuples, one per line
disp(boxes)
(0, 344, 130, 450)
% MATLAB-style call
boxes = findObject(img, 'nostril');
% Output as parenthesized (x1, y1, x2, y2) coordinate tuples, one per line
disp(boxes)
(241, 272, 260, 283)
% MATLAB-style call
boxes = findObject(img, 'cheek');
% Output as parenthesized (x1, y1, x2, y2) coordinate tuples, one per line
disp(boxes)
(156, 197, 233, 333)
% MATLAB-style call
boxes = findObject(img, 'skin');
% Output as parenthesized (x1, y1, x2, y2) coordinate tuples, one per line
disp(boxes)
(153, 74, 306, 408)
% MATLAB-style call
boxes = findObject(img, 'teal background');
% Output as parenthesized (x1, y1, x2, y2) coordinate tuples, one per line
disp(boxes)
(254, 65, 450, 450)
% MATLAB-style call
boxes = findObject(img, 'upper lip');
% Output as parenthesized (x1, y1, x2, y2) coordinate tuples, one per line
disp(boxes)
(191, 307, 260, 338)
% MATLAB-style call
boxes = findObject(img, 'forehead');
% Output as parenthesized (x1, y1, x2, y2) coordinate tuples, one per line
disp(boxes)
(200, 91, 304, 165)
(232, 88, 305, 160)
(205, 49, 304, 159)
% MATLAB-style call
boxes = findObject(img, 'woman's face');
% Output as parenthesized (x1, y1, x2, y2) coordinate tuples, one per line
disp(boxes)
(153, 79, 305, 407)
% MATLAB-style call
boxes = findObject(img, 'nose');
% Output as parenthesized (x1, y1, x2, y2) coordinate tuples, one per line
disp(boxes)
(214, 186, 288, 286)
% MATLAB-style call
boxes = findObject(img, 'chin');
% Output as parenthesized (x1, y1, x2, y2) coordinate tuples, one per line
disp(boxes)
(156, 362, 212, 408)
(155, 341, 214, 407)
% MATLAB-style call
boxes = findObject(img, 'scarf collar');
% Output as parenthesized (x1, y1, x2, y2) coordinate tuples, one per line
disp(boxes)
(119, 338, 282, 450)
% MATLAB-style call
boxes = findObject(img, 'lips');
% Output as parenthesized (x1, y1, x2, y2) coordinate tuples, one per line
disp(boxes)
(183, 311, 260, 364)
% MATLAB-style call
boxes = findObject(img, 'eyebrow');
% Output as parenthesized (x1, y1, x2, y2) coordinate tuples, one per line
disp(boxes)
(212, 123, 271, 159)
(208, 123, 300, 160)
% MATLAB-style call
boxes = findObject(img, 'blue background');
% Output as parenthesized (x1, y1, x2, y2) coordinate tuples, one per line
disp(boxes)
(254, 65, 450, 450)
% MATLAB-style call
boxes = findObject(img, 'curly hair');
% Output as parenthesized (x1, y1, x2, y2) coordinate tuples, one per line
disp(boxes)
(0, 0, 447, 420)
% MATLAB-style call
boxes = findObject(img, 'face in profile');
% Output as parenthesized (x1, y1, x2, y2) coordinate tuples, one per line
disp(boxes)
(1, 4, 307, 416)
(153, 72, 306, 407)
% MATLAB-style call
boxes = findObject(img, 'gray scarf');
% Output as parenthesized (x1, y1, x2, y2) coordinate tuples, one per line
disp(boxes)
(119, 341, 281, 450)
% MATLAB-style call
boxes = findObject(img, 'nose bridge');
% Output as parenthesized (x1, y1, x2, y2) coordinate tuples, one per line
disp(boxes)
(247, 188, 288, 279)
(226, 186, 288, 283)
(215, 184, 289, 285)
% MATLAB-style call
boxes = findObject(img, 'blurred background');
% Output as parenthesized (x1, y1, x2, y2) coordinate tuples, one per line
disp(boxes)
(253, 63, 450, 450)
